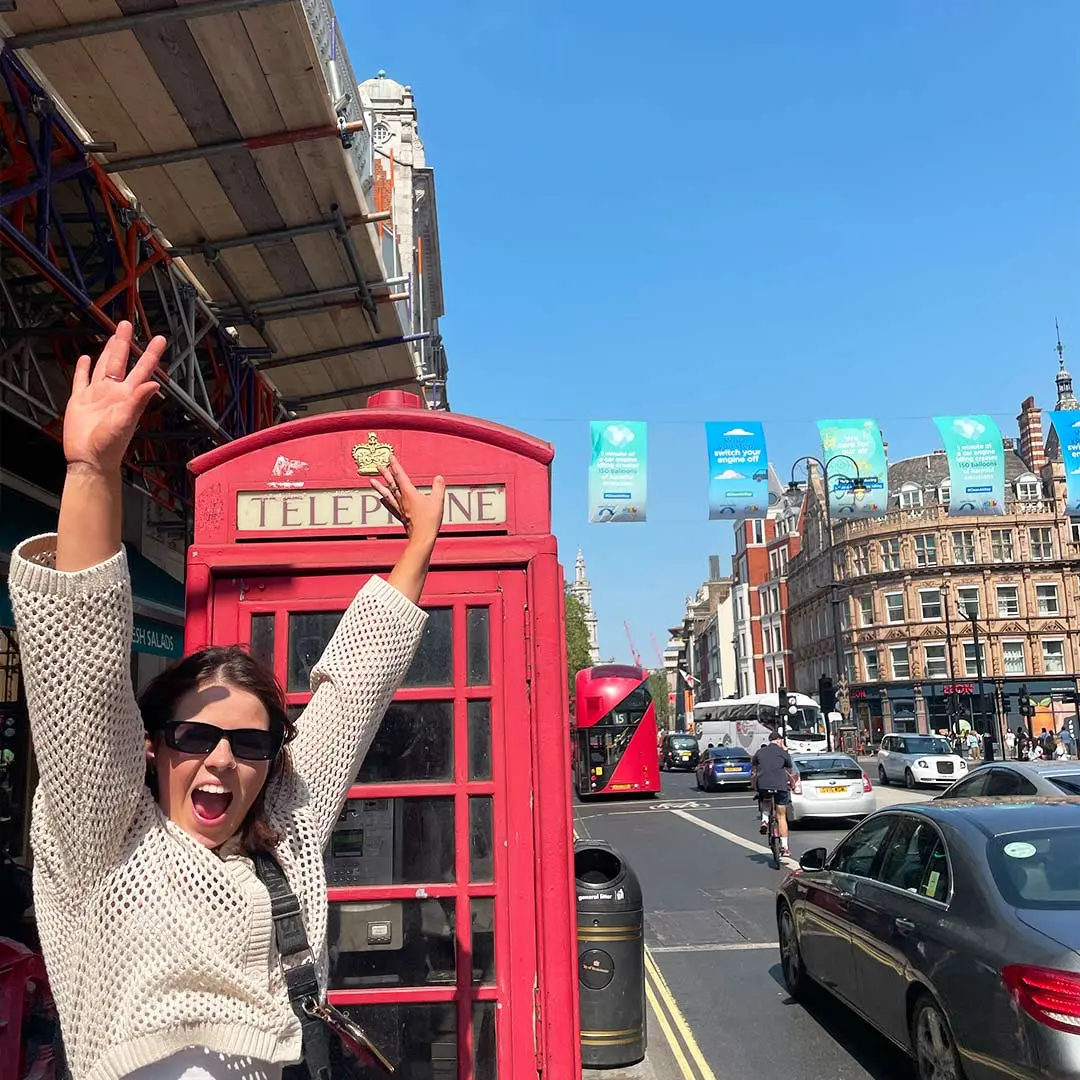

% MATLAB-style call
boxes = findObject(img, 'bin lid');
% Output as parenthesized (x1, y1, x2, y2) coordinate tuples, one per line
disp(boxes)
(574, 840, 642, 910)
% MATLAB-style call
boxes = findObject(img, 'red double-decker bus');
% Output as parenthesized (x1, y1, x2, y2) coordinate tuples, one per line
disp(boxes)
(572, 665, 661, 797)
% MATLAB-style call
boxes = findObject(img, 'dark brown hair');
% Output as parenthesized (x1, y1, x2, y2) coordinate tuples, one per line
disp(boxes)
(138, 646, 297, 853)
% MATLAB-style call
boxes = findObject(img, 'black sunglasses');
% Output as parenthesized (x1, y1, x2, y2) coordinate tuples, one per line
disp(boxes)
(162, 720, 284, 762)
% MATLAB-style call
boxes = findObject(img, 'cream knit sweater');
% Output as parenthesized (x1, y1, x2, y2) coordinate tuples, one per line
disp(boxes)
(8, 534, 428, 1080)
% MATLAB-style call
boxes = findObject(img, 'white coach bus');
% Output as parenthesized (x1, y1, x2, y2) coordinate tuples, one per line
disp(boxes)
(691, 692, 828, 755)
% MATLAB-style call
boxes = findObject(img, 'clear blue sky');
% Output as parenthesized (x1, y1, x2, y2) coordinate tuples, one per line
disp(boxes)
(340, 1, 1080, 665)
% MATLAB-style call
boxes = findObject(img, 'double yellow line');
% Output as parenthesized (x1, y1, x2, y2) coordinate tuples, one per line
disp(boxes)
(644, 946, 719, 1080)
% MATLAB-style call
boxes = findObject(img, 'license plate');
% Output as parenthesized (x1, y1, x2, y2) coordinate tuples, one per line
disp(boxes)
(724, 766, 742, 772)
(819, 785, 847, 794)
(681, 753, 691, 759)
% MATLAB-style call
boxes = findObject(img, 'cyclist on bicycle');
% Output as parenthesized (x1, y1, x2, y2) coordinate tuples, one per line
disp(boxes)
(752, 731, 794, 857)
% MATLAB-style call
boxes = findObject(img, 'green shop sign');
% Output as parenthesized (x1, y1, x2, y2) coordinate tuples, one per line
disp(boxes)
(133, 615, 183, 658)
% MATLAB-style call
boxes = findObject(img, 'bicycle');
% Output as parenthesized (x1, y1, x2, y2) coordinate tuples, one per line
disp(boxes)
(759, 791, 783, 870)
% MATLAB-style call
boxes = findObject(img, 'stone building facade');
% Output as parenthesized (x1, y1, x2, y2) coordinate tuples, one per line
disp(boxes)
(568, 548, 601, 664)
(788, 360, 1080, 744)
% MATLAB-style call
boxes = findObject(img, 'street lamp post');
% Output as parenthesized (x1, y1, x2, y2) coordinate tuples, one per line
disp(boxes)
(787, 454, 867, 755)
(941, 579, 960, 737)
(960, 607, 998, 762)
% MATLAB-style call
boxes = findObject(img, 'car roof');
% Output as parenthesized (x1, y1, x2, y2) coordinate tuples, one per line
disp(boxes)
(792, 753, 857, 764)
(963, 760, 1080, 777)
(881, 796, 1080, 838)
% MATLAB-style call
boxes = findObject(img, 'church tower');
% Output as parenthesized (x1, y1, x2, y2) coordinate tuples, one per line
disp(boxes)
(1044, 325, 1079, 464)
(569, 548, 601, 664)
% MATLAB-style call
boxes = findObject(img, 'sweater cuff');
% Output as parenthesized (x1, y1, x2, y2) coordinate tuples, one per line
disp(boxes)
(8, 533, 129, 596)
(362, 574, 429, 633)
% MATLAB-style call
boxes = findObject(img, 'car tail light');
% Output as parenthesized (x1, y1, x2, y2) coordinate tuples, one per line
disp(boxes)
(1003, 965, 1080, 1033)
(862, 774, 873, 793)
(792, 779, 803, 794)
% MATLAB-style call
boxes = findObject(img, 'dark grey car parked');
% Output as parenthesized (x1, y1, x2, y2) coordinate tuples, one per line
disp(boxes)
(776, 798, 1080, 1079)
(936, 759, 1080, 799)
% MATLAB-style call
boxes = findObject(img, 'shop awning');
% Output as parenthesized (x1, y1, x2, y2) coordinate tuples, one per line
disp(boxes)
(1, 486, 184, 657)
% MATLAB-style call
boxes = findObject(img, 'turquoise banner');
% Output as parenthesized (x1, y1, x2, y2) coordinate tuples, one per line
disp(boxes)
(705, 422, 769, 519)
(933, 414, 1006, 515)
(588, 421, 647, 523)
(817, 419, 889, 518)
(1049, 411, 1080, 516)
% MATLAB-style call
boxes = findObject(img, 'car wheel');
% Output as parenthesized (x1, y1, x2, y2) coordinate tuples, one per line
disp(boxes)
(777, 903, 810, 998)
(905, 768, 917, 790)
(878, 765, 890, 786)
(911, 993, 964, 1080)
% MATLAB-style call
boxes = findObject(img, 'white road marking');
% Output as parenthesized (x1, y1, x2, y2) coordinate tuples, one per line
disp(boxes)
(650, 941, 779, 954)
(668, 808, 798, 867)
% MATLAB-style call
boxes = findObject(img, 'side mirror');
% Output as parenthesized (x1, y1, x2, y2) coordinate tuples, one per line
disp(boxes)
(799, 847, 827, 872)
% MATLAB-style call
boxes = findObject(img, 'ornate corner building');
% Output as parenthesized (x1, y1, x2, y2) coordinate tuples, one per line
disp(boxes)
(788, 354, 1080, 744)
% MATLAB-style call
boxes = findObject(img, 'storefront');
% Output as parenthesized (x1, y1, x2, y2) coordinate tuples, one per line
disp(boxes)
(1, 483, 185, 866)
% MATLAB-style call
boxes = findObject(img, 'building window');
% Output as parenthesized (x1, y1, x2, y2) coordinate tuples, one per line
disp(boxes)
(899, 483, 924, 509)
(1002, 641, 1026, 676)
(991, 530, 1015, 562)
(752, 519, 765, 545)
(938, 483, 951, 506)
(956, 586, 980, 618)
(880, 538, 901, 571)
(775, 659, 786, 686)
(854, 544, 871, 576)
(963, 642, 987, 678)
(884, 592, 905, 623)
(371, 121, 392, 146)
(862, 649, 880, 682)
(951, 531, 977, 564)
(920, 588, 942, 621)
(840, 600, 851, 630)
(996, 586, 1020, 617)
(1036, 584, 1060, 616)
(775, 624, 783, 651)
(1030, 528, 1054, 561)
(914, 534, 938, 567)
(889, 645, 910, 679)
(1072, 521, 1080, 545)
(858, 595, 874, 627)
(1016, 476, 1042, 502)
(844, 652, 856, 681)
(764, 625, 773, 653)
(924, 644, 947, 678)
(1042, 639, 1066, 675)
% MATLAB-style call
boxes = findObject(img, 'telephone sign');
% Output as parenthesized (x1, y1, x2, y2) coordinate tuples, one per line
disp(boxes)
(186, 395, 579, 1079)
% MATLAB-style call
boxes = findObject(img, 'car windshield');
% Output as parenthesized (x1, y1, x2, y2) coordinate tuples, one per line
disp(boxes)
(1048, 774, 1080, 796)
(988, 827, 1080, 909)
(669, 736, 697, 750)
(794, 756, 862, 779)
(714, 748, 750, 760)
(904, 737, 952, 755)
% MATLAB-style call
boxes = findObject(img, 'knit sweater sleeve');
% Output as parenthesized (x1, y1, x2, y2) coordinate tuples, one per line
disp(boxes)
(7, 534, 145, 883)
(287, 575, 427, 844)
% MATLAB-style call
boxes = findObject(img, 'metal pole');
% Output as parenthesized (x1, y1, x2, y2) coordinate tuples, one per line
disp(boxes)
(943, 591, 958, 736)
(968, 612, 994, 762)
(823, 464, 842, 754)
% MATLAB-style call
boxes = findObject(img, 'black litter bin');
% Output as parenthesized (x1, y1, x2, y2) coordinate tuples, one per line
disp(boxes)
(574, 840, 646, 1069)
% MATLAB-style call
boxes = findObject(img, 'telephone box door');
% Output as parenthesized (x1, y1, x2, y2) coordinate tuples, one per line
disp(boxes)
(214, 566, 536, 1079)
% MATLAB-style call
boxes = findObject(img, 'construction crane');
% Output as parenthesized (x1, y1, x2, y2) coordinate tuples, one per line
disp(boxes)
(650, 632, 665, 669)
(623, 622, 642, 668)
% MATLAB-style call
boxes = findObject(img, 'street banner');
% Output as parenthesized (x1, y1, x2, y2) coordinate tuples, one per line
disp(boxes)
(705, 421, 769, 519)
(933, 414, 1006, 515)
(816, 418, 889, 518)
(588, 421, 647, 523)
(1048, 411, 1080, 516)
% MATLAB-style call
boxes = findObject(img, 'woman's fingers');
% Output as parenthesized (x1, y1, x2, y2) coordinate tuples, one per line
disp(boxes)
(370, 478, 403, 521)
(387, 455, 417, 496)
(129, 334, 167, 386)
(73, 354, 92, 396)
(92, 321, 134, 383)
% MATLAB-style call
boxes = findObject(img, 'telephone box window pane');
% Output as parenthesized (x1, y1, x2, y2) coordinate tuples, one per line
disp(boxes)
(357, 701, 453, 783)
(474, 1002, 497, 1080)
(468, 700, 493, 781)
(471, 898, 495, 985)
(249, 613, 275, 669)
(469, 796, 494, 882)
(287, 705, 304, 725)
(402, 608, 453, 687)
(336, 1003, 456, 1075)
(326, 798, 455, 886)
(327, 898, 456, 989)
(466, 607, 490, 685)
(288, 612, 343, 691)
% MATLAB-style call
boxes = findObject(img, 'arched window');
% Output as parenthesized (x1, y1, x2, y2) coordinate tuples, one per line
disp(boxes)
(1015, 473, 1042, 502)
(937, 482, 951, 506)
(898, 483, 924, 509)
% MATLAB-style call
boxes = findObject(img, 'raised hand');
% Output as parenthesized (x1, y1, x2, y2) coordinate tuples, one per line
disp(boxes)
(63, 321, 167, 474)
(371, 456, 445, 547)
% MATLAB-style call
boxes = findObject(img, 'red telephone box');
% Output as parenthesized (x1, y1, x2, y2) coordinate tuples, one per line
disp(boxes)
(185, 394, 580, 1079)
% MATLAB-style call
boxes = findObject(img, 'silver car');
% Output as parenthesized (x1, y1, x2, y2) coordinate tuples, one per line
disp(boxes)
(777, 798, 1080, 1079)
(937, 759, 1080, 799)
(789, 753, 877, 823)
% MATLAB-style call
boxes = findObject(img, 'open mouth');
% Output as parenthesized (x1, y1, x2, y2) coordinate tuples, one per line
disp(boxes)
(191, 783, 234, 826)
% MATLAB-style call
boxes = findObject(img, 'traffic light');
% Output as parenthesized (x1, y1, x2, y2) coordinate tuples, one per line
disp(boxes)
(1017, 685, 1035, 719)
(818, 676, 837, 715)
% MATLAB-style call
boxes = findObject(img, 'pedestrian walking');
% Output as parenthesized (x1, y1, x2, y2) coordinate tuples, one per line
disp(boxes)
(8, 322, 445, 1080)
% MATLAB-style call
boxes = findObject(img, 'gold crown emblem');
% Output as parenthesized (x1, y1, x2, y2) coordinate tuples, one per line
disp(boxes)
(352, 432, 394, 475)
